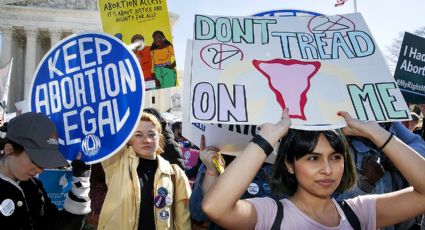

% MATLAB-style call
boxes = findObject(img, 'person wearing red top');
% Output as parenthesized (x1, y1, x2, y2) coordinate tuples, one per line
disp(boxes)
(131, 34, 153, 81)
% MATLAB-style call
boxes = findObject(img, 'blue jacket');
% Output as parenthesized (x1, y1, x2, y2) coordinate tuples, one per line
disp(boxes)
(189, 163, 281, 229)
(336, 122, 425, 230)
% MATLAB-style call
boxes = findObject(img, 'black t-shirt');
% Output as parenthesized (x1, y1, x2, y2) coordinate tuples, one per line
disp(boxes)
(137, 158, 158, 230)
(0, 177, 85, 230)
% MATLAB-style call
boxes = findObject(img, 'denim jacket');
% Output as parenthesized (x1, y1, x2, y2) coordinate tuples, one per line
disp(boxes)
(189, 163, 281, 229)
(336, 122, 425, 229)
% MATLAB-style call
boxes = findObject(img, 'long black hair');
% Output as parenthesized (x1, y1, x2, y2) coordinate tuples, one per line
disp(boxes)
(151, 30, 173, 50)
(270, 129, 357, 196)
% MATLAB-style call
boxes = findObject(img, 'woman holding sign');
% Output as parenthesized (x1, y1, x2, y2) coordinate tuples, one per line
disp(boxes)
(98, 112, 191, 230)
(202, 109, 425, 229)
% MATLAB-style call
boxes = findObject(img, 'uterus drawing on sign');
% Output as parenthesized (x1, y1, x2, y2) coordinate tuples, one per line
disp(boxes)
(252, 59, 321, 120)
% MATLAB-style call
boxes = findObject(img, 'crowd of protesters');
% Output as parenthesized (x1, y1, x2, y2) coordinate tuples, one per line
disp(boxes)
(1, 104, 425, 230)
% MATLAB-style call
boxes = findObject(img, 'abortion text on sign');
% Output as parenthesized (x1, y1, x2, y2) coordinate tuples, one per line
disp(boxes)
(31, 33, 144, 163)
(189, 14, 409, 128)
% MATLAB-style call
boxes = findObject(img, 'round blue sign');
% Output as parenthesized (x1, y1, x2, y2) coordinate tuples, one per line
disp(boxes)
(253, 9, 322, 17)
(30, 32, 144, 164)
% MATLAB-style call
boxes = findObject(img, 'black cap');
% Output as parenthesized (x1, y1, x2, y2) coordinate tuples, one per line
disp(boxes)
(6, 112, 68, 168)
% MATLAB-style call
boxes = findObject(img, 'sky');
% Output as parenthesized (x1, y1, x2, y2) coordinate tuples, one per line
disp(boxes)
(167, 0, 425, 71)
(0, 0, 424, 70)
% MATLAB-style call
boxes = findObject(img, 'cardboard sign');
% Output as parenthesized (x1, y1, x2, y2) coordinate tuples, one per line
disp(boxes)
(394, 32, 425, 104)
(38, 169, 73, 210)
(183, 122, 277, 164)
(182, 40, 276, 163)
(98, 0, 178, 91)
(30, 32, 144, 164)
(189, 13, 410, 129)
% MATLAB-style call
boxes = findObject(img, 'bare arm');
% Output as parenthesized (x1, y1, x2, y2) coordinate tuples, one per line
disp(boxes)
(339, 112, 425, 228)
(202, 109, 291, 229)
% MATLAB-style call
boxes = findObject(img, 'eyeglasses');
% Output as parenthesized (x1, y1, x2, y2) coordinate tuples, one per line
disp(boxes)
(133, 132, 158, 141)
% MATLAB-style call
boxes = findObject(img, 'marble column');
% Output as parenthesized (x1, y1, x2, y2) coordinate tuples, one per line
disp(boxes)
(0, 25, 14, 67)
(24, 27, 38, 101)
(49, 29, 62, 48)
(5, 35, 24, 112)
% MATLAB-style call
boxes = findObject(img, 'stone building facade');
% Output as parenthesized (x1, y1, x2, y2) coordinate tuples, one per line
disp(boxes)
(0, 0, 182, 116)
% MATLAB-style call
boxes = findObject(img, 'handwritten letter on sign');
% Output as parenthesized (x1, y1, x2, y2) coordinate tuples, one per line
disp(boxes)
(189, 13, 410, 129)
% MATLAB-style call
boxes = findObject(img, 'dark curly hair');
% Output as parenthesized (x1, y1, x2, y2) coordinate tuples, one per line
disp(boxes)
(151, 30, 173, 50)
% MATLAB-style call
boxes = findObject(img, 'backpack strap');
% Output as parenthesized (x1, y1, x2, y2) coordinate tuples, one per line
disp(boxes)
(338, 200, 361, 230)
(271, 197, 283, 230)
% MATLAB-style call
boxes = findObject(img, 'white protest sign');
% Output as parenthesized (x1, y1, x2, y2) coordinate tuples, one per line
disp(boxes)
(30, 32, 145, 164)
(182, 40, 276, 163)
(189, 13, 410, 129)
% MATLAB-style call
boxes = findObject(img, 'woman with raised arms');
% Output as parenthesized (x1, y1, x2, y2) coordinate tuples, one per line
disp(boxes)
(202, 109, 425, 229)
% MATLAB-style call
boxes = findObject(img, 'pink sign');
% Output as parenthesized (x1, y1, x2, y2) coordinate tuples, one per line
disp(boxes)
(180, 147, 200, 169)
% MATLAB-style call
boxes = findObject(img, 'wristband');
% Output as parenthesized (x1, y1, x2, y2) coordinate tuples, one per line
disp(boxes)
(377, 133, 394, 152)
(250, 135, 274, 157)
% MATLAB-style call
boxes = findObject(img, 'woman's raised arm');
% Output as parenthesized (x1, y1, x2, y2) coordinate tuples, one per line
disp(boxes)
(339, 111, 425, 228)
(202, 109, 291, 229)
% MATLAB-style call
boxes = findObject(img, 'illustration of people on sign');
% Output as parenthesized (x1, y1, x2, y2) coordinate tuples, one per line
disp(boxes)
(151, 30, 177, 88)
(131, 34, 153, 82)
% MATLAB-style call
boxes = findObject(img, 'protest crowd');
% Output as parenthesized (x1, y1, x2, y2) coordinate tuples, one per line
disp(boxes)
(1, 2, 425, 230)
(1, 104, 425, 229)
